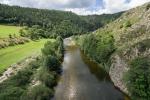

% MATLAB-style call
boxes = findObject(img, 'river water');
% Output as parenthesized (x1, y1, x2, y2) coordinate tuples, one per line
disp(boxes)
(53, 39, 130, 100)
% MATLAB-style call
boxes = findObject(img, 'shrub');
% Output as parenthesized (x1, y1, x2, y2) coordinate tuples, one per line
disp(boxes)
(44, 55, 61, 72)
(0, 87, 25, 100)
(0, 59, 40, 100)
(21, 84, 53, 100)
(124, 57, 150, 100)
(123, 20, 132, 28)
(80, 32, 115, 64)
(38, 68, 57, 88)
(12, 67, 33, 86)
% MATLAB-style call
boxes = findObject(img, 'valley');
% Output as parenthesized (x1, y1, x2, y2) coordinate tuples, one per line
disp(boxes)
(0, 2, 149, 100)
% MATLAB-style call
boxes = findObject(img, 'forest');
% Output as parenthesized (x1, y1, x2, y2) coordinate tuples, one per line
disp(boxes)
(0, 4, 122, 38)
(0, 2, 150, 100)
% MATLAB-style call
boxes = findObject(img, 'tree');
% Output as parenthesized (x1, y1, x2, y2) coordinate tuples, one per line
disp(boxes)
(125, 57, 150, 100)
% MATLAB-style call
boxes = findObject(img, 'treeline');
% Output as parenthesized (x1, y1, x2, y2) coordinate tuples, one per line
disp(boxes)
(82, 12, 123, 29)
(0, 4, 122, 38)
(75, 30, 115, 71)
(0, 4, 91, 38)
(0, 36, 64, 100)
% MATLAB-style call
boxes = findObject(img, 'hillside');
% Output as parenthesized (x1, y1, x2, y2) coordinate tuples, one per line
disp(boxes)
(0, 4, 122, 38)
(75, 2, 150, 100)
(82, 12, 123, 29)
(0, 2, 149, 100)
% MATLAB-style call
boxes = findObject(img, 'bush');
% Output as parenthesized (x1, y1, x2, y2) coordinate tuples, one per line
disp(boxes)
(79, 31, 115, 64)
(0, 59, 40, 100)
(0, 37, 30, 49)
(44, 55, 61, 72)
(12, 68, 33, 86)
(38, 68, 57, 88)
(21, 84, 53, 100)
(123, 20, 132, 28)
(42, 41, 57, 56)
(0, 87, 25, 100)
(125, 57, 150, 100)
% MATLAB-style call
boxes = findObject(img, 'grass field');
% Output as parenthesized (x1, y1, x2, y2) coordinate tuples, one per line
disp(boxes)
(0, 25, 22, 38)
(0, 39, 53, 74)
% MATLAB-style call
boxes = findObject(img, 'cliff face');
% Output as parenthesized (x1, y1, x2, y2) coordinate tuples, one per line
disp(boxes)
(75, 2, 150, 97)
(109, 2, 150, 94)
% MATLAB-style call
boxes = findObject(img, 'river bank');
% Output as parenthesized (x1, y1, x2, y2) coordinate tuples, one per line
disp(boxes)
(53, 38, 130, 100)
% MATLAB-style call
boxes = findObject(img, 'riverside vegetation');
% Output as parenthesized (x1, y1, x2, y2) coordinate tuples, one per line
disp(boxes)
(0, 2, 149, 100)
(0, 36, 64, 100)
(74, 2, 150, 100)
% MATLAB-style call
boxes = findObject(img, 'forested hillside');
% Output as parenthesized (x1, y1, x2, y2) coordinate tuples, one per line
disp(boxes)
(0, 4, 122, 38)
(0, 2, 149, 100)
(82, 12, 123, 29)
(75, 2, 150, 100)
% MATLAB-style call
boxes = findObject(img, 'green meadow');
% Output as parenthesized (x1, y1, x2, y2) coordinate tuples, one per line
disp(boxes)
(0, 25, 22, 38)
(0, 39, 52, 74)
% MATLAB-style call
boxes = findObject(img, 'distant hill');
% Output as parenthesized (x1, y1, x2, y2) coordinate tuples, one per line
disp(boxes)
(0, 4, 122, 38)
(81, 12, 123, 30)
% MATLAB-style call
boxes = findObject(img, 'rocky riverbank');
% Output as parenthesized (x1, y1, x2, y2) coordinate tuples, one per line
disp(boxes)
(109, 54, 129, 94)
(0, 55, 37, 83)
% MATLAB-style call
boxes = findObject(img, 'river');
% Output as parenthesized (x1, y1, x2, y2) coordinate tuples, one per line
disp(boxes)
(53, 38, 130, 100)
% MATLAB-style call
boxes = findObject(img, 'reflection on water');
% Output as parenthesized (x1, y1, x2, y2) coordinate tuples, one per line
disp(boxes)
(53, 39, 130, 100)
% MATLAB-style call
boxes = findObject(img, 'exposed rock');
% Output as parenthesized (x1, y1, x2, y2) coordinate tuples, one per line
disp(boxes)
(0, 55, 37, 83)
(109, 55, 129, 94)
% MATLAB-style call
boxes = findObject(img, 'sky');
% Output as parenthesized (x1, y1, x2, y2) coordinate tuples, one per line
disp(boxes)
(0, 0, 150, 15)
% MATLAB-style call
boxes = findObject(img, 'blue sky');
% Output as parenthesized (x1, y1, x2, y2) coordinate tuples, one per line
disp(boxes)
(0, 0, 149, 15)
(96, 0, 103, 7)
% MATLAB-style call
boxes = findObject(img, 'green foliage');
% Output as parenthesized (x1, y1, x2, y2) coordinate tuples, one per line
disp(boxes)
(44, 55, 61, 72)
(56, 36, 64, 61)
(0, 4, 122, 38)
(123, 20, 132, 28)
(0, 59, 41, 100)
(82, 12, 123, 30)
(0, 39, 48, 74)
(28, 36, 64, 99)
(0, 4, 93, 38)
(21, 84, 53, 100)
(0, 87, 24, 100)
(20, 25, 45, 40)
(79, 31, 115, 64)
(13, 68, 33, 86)
(0, 25, 21, 38)
(0, 37, 30, 49)
(42, 41, 57, 56)
(125, 57, 150, 100)
(38, 68, 57, 88)
(76, 31, 115, 71)
(42, 37, 63, 73)
(0, 36, 64, 100)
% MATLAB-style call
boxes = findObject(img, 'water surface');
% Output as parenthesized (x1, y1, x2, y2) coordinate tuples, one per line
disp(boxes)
(53, 39, 129, 100)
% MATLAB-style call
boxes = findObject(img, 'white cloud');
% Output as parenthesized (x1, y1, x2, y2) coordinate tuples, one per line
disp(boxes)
(0, 0, 96, 9)
(66, 0, 150, 15)
(102, 0, 150, 13)
(0, 0, 150, 15)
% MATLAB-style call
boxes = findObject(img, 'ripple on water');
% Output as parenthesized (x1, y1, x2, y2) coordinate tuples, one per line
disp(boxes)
(53, 39, 130, 100)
